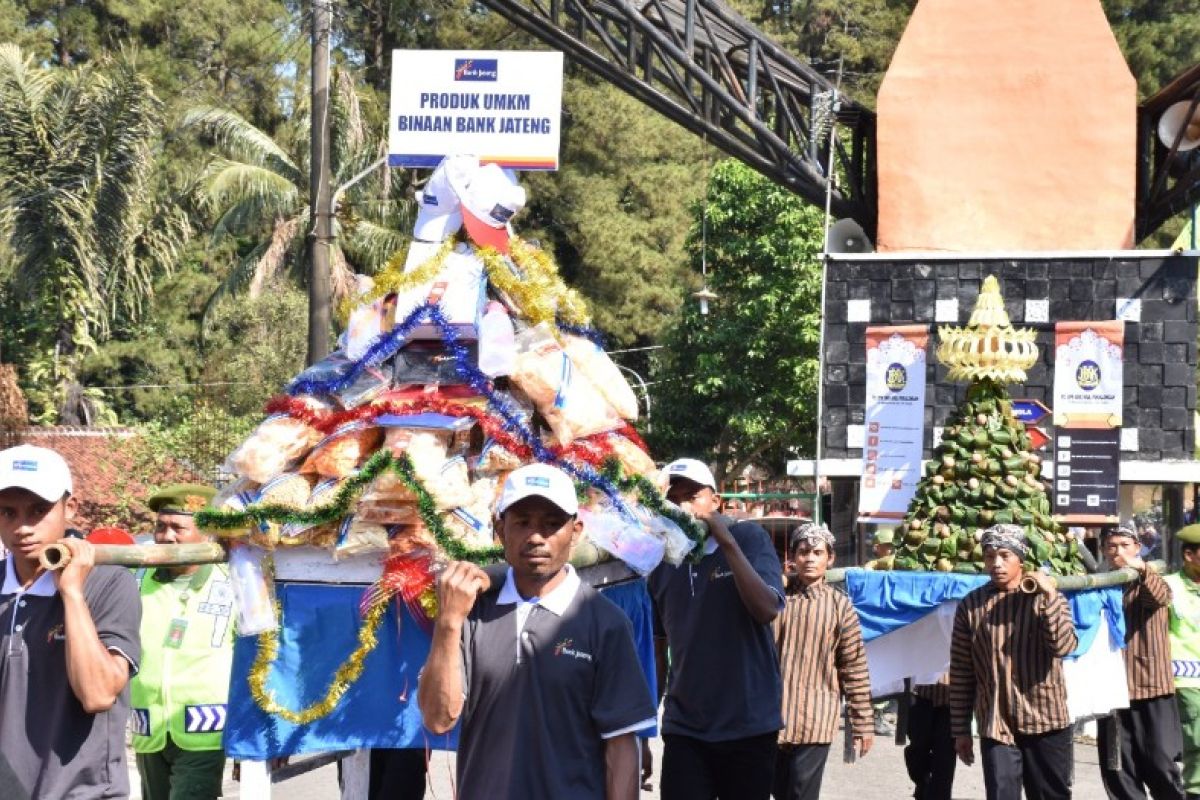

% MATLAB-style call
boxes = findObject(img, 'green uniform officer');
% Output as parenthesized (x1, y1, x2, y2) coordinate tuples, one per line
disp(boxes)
(132, 484, 234, 800)
(1166, 523, 1200, 800)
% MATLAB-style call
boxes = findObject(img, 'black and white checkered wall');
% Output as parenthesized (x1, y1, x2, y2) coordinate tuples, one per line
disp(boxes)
(821, 255, 1198, 461)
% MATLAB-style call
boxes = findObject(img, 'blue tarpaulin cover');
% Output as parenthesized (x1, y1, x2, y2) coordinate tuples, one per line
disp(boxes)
(843, 569, 1126, 657)
(225, 577, 658, 759)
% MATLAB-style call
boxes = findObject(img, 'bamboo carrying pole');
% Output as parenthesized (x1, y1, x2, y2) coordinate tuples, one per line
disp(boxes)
(38, 542, 228, 572)
(823, 562, 1166, 589)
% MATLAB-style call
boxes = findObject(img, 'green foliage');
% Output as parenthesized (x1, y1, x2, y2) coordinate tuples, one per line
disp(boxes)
(0, 45, 189, 422)
(184, 70, 413, 324)
(1103, 0, 1200, 97)
(647, 159, 824, 482)
(522, 77, 710, 345)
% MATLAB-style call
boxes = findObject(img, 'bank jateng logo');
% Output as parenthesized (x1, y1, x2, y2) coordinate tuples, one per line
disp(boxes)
(1075, 360, 1101, 391)
(454, 58, 498, 82)
(554, 638, 593, 662)
(885, 363, 908, 393)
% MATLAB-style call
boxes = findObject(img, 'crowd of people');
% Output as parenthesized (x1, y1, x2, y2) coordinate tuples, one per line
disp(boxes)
(5, 442, 1200, 799)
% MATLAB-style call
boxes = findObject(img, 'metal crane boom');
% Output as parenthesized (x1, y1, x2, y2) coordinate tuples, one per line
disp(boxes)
(477, 0, 877, 234)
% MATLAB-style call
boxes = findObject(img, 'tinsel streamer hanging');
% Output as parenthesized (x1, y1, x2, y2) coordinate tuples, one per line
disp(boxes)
(247, 594, 390, 725)
(196, 450, 504, 565)
(477, 239, 591, 328)
(424, 304, 633, 511)
(555, 319, 606, 348)
(336, 238, 457, 323)
(263, 394, 645, 470)
(598, 458, 708, 560)
(289, 302, 435, 396)
(360, 551, 440, 634)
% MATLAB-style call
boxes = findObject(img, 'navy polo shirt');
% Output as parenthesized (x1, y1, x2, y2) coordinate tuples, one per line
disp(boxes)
(649, 520, 785, 741)
(456, 565, 656, 799)
(0, 558, 141, 799)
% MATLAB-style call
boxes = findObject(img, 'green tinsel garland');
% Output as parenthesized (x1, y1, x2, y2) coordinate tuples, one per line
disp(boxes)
(195, 452, 710, 567)
(598, 459, 710, 563)
(196, 451, 503, 565)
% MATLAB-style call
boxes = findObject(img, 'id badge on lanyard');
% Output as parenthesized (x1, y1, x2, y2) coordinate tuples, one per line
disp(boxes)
(165, 617, 188, 649)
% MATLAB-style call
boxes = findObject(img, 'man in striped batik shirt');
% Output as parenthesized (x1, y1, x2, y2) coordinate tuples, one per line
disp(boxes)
(1098, 524, 1185, 800)
(772, 522, 874, 800)
(949, 524, 1078, 800)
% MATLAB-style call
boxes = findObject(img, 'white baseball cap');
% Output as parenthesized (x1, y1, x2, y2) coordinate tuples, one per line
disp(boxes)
(662, 458, 717, 491)
(411, 155, 476, 242)
(0, 445, 74, 502)
(450, 162, 526, 254)
(497, 463, 578, 516)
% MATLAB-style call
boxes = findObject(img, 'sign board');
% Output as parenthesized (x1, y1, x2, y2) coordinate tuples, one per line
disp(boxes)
(857, 326, 928, 523)
(1052, 321, 1124, 427)
(388, 50, 564, 170)
(1012, 399, 1051, 426)
(1026, 427, 1050, 451)
(1052, 427, 1120, 523)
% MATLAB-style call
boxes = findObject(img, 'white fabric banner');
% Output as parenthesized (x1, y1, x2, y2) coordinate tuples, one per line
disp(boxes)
(865, 600, 1130, 720)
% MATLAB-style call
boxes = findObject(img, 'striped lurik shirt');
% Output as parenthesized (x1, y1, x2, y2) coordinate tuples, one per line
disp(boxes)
(914, 674, 951, 707)
(1122, 569, 1175, 701)
(773, 580, 873, 744)
(949, 584, 1077, 745)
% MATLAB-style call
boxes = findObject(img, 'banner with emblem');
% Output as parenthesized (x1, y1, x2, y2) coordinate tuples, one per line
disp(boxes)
(1052, 321, 1124, 523)
(858, 325, 929, 523)
(1052, 321, 1124, 428)
(388, 50, 564, 170)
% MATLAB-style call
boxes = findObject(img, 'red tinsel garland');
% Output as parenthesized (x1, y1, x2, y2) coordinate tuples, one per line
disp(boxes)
(262, 394, 649, 471)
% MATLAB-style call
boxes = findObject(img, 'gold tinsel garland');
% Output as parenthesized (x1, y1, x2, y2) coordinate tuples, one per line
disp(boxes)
(336, 237, 457, 323)
(247, 593, 391, 725)
(478, 238, 591, 327)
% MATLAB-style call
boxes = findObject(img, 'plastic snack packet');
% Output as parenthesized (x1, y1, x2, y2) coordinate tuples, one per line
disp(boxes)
(301, 422, 384, 479)
(562, 334, 639, 420)
(229, 544, 277, 635)
(511, 324, 622, 445)
(226, 414, 324, 484)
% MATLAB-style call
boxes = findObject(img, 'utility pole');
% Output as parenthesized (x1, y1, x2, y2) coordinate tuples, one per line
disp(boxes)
(307, 0, 333, 365)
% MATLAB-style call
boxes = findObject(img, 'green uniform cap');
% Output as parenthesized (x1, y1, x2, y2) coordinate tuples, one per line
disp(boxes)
(148, 483, 216, 515)
(1177, 524, 1200, 545)
(873, 527, 896, 546)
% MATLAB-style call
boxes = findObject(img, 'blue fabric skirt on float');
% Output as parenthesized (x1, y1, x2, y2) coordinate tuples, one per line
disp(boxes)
(224, 578, 657, 759)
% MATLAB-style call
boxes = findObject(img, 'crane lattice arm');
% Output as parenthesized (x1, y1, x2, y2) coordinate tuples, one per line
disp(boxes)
(477, 0, 877, 234)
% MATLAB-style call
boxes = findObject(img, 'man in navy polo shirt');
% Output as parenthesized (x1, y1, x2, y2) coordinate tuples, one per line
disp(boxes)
(418, 463, 655, 799)
(0, 445, 141, 799)
(649, 458, 786, 800)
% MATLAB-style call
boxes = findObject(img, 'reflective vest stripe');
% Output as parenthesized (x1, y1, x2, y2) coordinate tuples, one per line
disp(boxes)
(184, 704, 227, 733)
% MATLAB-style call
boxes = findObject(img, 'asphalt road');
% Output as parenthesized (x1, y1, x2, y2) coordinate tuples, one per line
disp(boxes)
(130, 734, 1110, 799)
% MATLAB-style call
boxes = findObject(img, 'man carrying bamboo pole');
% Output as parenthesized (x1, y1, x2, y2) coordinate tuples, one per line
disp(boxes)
(648, 458, 786, 800)
(1165, 524, 1200, 800)
(418, 463, 655, 799)
(130, 483, 234, 800)
(949, 524, 1078, 800)
(0, 444, 142, 800)
(1097, 524, 1185, 800)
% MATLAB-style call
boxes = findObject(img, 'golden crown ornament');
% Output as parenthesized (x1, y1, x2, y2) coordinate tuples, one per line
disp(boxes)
(936, 276, 1038, 384)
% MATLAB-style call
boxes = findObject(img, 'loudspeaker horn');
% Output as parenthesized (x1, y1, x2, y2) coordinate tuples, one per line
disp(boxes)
(827, 218, 874, 254)
(1158, 100, 1200, 152)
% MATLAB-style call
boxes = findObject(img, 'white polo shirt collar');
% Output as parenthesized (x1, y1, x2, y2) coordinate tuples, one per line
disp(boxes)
(2, 557, 56, 597)
(496, 563, 581, 616)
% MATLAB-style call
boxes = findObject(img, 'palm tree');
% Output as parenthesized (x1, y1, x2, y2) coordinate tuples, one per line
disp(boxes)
(0, 44, 190, 423)
(185, 69, 413, 323)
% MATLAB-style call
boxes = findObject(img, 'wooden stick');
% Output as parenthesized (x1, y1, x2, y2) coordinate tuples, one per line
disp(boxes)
(822, 562, 1165, 589)
(38, 542, 227, 572)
